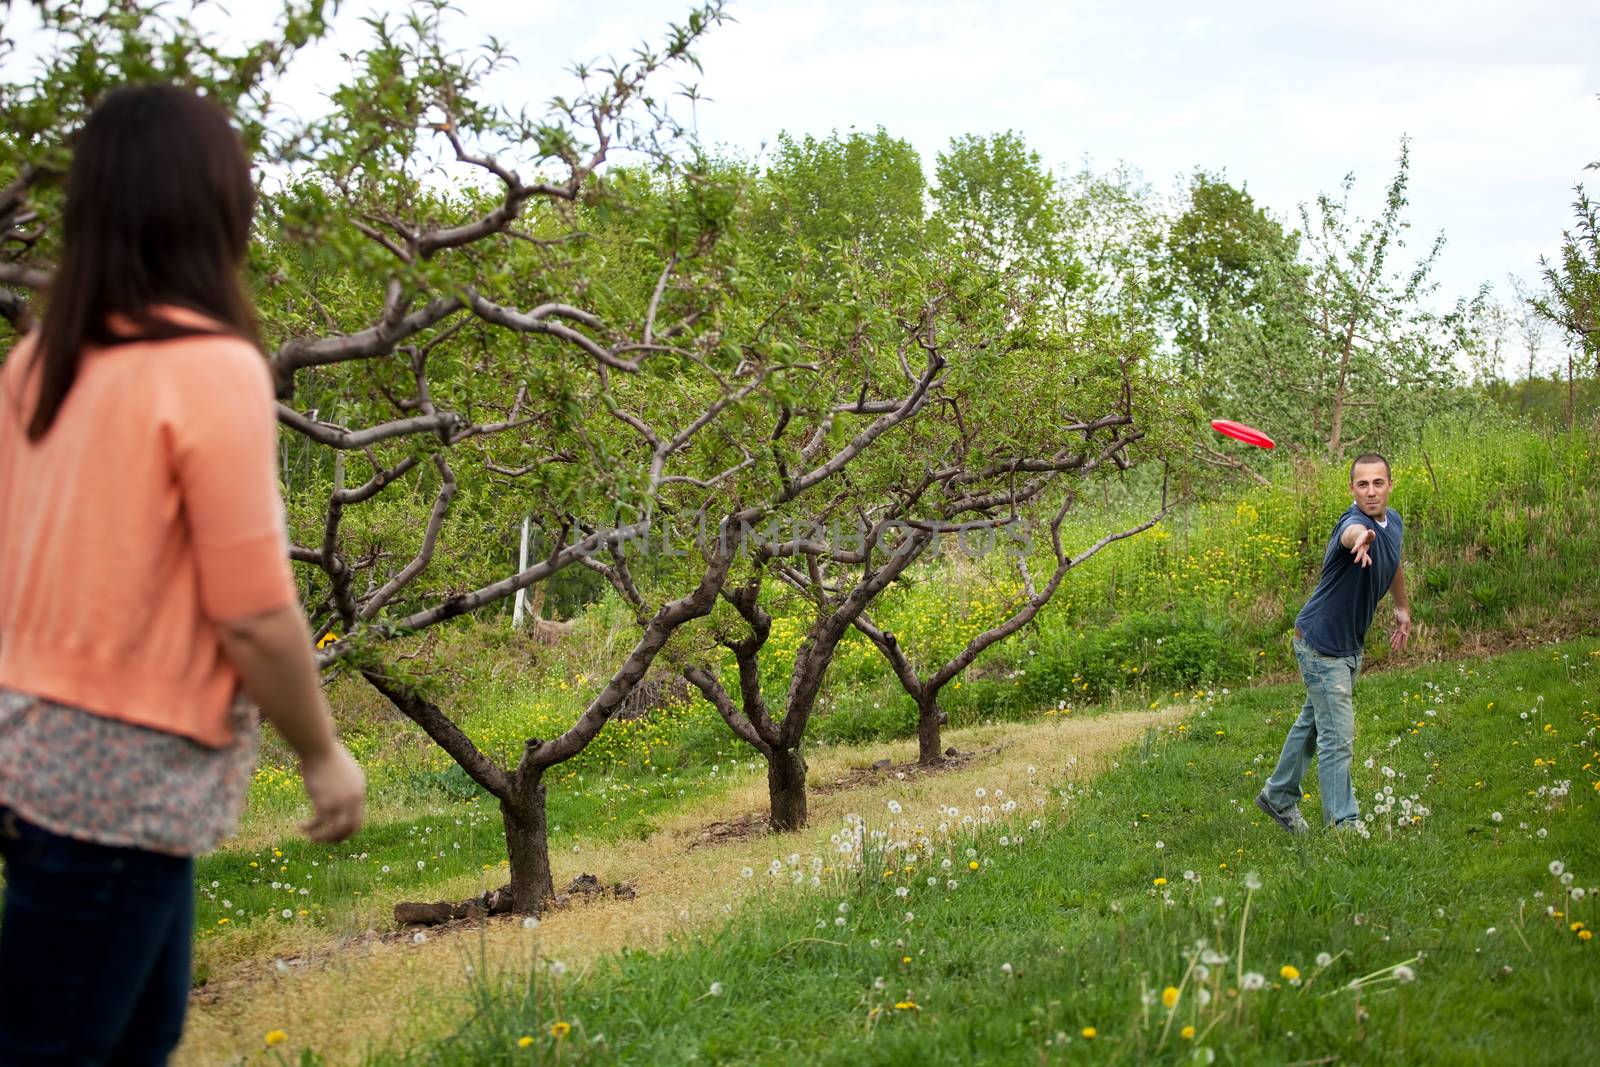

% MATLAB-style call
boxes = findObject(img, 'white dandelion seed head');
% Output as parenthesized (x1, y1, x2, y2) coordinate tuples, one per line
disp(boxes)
(740, 867, 754, 879)
(1316, 952, 1333, 967)
(709, 982, 724, 996)
(1244, 871, 1263, 891)
(1001, 962, 1013, 974)
(523, 916, 540, 929)
(412, 932, 427, 944)
(1194, 964, 1210, 982)
(1241, 971, 1265, 991)
(1491, 812, 1503, 823)
(1550, 860, 1566, 877)
(895, 886, 909, 898)
(1394, 965, 1415, 983)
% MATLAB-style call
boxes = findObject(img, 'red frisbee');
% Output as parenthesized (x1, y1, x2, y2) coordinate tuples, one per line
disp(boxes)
(1210, 419, 1275, 449)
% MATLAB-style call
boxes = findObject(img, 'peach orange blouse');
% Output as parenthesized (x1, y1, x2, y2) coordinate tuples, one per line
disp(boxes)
(0, 318, 297, 747)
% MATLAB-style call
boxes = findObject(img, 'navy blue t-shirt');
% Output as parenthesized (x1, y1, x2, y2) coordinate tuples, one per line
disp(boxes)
(1295, 504, 1402, 657)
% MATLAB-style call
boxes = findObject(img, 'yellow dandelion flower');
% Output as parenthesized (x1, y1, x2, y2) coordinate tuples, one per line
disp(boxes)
(548, 1021, 571, 1039)
(1580, 930, 1593, 941)
(264, 1030, 287, 1047)
(1161, 985, 1180, 1008)
(1081, 1026, 1097, 1039)
(1153, 877, 1167, 887)
(1181, 1025, 1196, 1039)
(517, 1036, 534, 1048)
(969, 860, 980, 870)
(1280, 964, 1301, 981)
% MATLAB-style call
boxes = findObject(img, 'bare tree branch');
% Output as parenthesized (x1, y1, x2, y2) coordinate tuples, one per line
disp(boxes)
(359, 454, 457, 620)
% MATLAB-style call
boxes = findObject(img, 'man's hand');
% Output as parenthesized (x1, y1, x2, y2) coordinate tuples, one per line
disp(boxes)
(1349, 527, 1377, 568)
(1391, 607, 1412, 652)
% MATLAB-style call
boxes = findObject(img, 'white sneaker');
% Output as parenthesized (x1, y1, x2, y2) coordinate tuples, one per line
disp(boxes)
(1256, 792, 1310, 834)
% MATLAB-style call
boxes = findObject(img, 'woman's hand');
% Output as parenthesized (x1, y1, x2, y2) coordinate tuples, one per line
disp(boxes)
(298, 743, 366, 843)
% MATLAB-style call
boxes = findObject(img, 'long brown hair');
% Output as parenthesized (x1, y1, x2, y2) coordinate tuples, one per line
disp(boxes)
(26, 84, 259, 441)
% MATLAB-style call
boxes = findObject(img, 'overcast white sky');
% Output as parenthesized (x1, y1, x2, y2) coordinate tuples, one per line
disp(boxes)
(8, 1, 1598, 353)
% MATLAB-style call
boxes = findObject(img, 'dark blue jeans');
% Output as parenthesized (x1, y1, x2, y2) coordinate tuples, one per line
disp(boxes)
(0, 806, 194, 1065)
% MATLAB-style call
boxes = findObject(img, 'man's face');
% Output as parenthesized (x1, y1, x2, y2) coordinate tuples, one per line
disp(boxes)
(1350, 461, 1392, 518)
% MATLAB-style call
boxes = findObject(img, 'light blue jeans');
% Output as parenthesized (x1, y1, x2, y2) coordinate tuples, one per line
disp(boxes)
(1263, 636, 1362, 827)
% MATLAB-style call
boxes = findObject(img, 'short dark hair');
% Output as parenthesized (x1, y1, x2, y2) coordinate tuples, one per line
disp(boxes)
(1349, 452, 1391, 481)
(26, 84, 259, 441)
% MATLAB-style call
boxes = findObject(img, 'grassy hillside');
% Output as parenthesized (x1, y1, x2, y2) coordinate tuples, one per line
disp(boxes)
(372, 638, 1600, 1066)
(198, 424, 1599, 954)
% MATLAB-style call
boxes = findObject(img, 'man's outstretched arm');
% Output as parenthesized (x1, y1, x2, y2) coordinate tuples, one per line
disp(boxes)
(1341, 520, 1377, 567)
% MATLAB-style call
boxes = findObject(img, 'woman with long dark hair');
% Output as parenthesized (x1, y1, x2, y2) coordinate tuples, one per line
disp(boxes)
(0, 85, 365, 1064)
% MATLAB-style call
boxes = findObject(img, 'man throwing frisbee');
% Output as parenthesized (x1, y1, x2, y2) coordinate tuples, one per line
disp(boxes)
(1257, 453, 1412, 833)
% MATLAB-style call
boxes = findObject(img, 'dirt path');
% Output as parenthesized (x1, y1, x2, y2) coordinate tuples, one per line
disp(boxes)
(175, 708, 1178, 1065)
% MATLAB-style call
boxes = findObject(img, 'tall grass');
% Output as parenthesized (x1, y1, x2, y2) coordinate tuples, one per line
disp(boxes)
(211, 425, 1597, 945)
(368, 639, 1600, 1066)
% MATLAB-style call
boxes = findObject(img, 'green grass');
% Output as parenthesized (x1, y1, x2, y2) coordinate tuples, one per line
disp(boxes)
(195, 757, 778, 937)
(367, 638, 1600, 1066)
(207, 424, 1598, 957)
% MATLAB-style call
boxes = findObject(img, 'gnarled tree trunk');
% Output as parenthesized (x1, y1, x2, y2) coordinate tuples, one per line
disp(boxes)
(766, 746, 808, 832)
(501, 774, 553, 913)
(916, 691, 947, 765)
